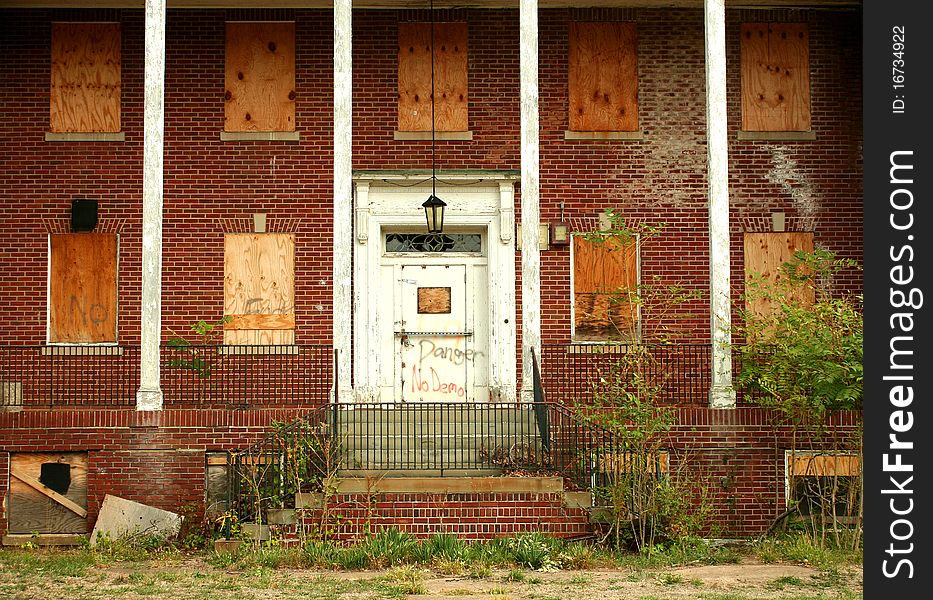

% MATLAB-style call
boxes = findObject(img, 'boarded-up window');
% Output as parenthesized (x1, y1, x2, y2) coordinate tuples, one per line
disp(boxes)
(743, 232, 815, 321)
(573, 235, 639, 342)
(8, 452, 89, 534)
(568, 22, 638, 132)
(398, 22, 468, 132)
(50, 22, 121, 133)
(49, 233, 118, 343)
(225, 22, 296, 132)
(224, 233, 295, 344)
(786, 451, 861, 520)
(740, 23, 810, 132)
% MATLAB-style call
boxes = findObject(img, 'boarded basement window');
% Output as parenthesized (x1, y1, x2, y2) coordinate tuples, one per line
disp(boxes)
(224, 21, 296, 132)
(740, 23, 811, 132)
(8, 452, 89, 534)
(49, 233, 118, 344)
(572, 235, 639, 342)
(50, 22, 122, 133)
(224, 233, 295, 345)
(205, 452, 231, 519)
(786, 451, 861, 521)
(398, 22, 469, 132)
(568, 22, 638, 132)
(743, 232, 815, 322)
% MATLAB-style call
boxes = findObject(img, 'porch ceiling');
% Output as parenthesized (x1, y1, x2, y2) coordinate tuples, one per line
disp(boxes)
(2, 1, 863, 11)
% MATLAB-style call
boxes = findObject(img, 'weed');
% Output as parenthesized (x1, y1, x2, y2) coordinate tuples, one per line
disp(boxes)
(359, 528, 419, 568)
(379, 565, 427, 596)
(432, 557, 466, 575)
(468, 562, 493, 579)
(767, 575, 804, 590)
(656, 572, 683, 585)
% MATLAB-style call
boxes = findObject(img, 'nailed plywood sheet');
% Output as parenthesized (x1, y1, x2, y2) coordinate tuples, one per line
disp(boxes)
(573, 236, 638, 340)
(398, 22, 468, 132)
(49, 233, 118, 343)
(50, 22, 121, 133)
(741, 23, 810, 132)
(225, 21, 296, 132)
(568, 22, 638, 132)
(744, 232, 815, 320)
(789, 454, 860, 477)
(8, 452, 88, 534)
(224, 233, 295, 344)
(417, 287, 452, 314)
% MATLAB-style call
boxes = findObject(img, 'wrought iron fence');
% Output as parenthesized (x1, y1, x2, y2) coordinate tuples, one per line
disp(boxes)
(539, 343, 713, 406)
(0, 344, 334, 408)
(161, 344, 334, 407)
(0, 346, 140, 408)
(230, 403, 336, 523)
(332, 401, 548, 474)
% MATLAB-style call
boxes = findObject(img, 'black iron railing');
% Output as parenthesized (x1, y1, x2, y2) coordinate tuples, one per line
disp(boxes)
(230, 403, 336, 523)
(0, 344, 334, 408)
(539, 343, 713, 406)
(332, 402, 548, 474)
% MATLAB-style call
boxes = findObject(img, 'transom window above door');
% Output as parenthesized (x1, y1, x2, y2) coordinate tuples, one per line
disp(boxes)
(385, 233, 482, 253)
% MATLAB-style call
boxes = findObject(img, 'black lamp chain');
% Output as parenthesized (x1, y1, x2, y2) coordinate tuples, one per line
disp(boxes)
(430, 0, 436, 197)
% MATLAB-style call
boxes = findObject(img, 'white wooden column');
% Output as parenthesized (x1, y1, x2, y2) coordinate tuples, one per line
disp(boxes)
(137, 0, 166, 411)
(333, 0, 353, 402)
(519, 0, 540, 402)
(704, 0, 736, 408)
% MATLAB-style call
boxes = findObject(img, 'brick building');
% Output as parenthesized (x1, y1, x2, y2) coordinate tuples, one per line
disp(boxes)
(0, 0, 862, 543)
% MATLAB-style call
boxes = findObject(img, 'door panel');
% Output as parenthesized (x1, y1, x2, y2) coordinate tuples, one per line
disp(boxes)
(397, 264, 470, 401)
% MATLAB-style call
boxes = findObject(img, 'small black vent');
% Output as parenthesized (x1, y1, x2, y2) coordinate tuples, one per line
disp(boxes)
(71, 199, 98, 232)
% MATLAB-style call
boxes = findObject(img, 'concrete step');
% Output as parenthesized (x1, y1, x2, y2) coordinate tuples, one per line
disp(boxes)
(340, 434, 542, 450)
(334, 407, 539, 426)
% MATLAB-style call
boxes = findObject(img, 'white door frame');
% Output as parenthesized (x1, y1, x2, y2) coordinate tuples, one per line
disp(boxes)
(352, 174, 517, 404)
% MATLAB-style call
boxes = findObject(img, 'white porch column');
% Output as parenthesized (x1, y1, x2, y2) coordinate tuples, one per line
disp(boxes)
(704, 0, 736, 408)
(333, 0, 353, 402)
(519, 0, 540, 402)
(137, 0, 166, 411)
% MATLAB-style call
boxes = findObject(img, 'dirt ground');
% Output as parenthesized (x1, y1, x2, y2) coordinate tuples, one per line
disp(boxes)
(0, 553, 863, 599)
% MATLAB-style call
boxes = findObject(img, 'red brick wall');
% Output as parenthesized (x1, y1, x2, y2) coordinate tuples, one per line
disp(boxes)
(303, 492, 592, 541)
(0, 7, 861, 347)
(0, 407, 860, 539)
(0, 7, 862, 540)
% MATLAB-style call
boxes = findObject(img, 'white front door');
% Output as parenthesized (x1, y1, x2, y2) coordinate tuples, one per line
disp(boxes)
(353, 179, 516, 404)
(397, 264, 474, 401)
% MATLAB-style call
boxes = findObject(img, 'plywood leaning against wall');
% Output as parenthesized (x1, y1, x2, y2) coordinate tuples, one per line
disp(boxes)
(568, 22, 638, 132)
(573, 235, 638, 341)
(398, 22, 468, 132)
(8, 452, 89, 535)
(740, 22, 810, 132)
(224, 233, 295, 345)
(49, 233, 118, 343)
(50, 22, 121, 133)
(225, 21, 296, 132)
(743, 232, 815, 322)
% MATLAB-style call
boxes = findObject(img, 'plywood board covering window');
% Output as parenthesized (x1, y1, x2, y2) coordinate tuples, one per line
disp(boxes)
(573, 235, 638, 342)
(50, 22, 121, 133)
(8, 452, 89, 534)
(786, 451, 861, 519)
(743, 232, 815, 321)
(224, 233, 295, 344)
(49, 233, 118, 344)
(740, 23, 810, 132)
(568, 22, 638, 132)
(398, 22, 468, 132)
(225, 22, 296, 132)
